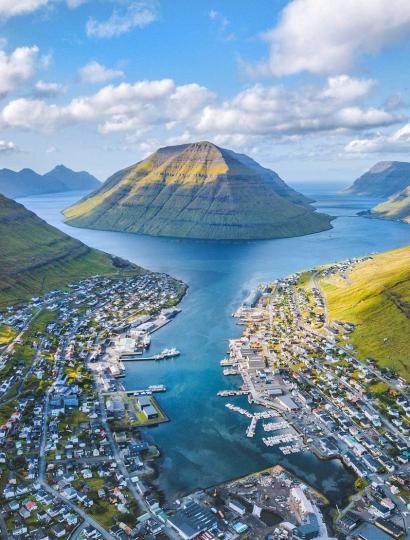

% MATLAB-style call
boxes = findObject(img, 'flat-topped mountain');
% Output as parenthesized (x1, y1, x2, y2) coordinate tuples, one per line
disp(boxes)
(345, 161, 410, 198)
(0, 194, 144, 306)
(0, 164, 100, 199)
(370, 186, 410, 224)
(64, 141, 332, 240)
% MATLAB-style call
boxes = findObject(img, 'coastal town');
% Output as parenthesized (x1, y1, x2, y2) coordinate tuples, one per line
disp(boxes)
(216, 256, 410, 540)
(0, 258, 409, 540)
(0, 271, 190, 540)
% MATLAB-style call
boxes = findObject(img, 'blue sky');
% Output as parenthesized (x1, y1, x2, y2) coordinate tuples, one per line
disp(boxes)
(1, 0, 410, 182)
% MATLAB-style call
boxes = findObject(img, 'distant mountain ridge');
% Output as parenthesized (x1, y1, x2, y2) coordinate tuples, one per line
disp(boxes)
(0, 193, 144, 307)
(0, 164, 100, 199)
(345, 161, 410, 198)
(64, 141, 332, 241)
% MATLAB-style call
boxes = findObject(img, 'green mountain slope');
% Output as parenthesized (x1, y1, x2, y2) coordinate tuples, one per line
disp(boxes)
(321, 245, 410, 380)
(0, 165, 100, 199)
(64, 141, 332, 241)
(0, 194, 145, 307)
(345, 161, 410, 198)
(370, 186, 410, 224)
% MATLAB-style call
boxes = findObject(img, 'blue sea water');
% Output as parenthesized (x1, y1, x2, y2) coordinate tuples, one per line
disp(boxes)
(19, 182, 410, 504)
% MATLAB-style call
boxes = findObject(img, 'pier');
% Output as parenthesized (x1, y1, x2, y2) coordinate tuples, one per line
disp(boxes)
(263, 421, 289, 432)
(246, 417, 258, 438)
(121, 348, 180, 362)
(217, 389, 248, 397)
(103, 385, 166, 396)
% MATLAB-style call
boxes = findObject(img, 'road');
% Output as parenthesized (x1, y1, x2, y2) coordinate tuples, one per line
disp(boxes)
(290, 285, 409, 445)
(69, 521, 86, 540)
(39, 481, 115, 540)
(37, 392, 116, 540)
(92, 371, 181, 540)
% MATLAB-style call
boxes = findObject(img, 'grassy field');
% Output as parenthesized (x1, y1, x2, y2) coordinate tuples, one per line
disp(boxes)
(320, 245, 410, 381)
(0, 325, 16, 345)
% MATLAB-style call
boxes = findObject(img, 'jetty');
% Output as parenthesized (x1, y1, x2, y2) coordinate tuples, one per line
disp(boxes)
(102, 385, 167, 396)
(225, 403, 253, 418)
(263, 421, 289, 432)
(246, 417, 258, 438)
(220, 358, 237, 366)
(223, 368, 240, 376)
(262, 433, 300, 447)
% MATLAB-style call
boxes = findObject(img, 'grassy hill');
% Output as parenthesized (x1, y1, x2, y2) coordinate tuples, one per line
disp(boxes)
(64, 141, 332, 241)
(0, 194, 145, 308)
(370, 186, 410, 224)
(320, 246, 410, 380)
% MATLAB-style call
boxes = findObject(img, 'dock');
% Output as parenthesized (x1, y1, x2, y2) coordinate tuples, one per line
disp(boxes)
(246, 417, 258, 438)
(223, 368, 240, 376)
(263, 421, 289, 432)
(217, 389, 248, 397)
(103, 385, 166, 396)
(121, 348, 180, 362)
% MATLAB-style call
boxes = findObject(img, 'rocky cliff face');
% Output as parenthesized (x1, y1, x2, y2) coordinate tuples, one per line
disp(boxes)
(64, 141, 332, 240)
(345, 161, 410, 198)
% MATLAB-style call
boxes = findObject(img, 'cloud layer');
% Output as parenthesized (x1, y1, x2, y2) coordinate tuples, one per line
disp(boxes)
(0, 74, 397, 149)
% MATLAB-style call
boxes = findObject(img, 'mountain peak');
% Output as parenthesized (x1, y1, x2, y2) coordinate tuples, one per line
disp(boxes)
(0, 164, 100, 199)
(346, 160, 410, 197)
(64, 142, 331, 241)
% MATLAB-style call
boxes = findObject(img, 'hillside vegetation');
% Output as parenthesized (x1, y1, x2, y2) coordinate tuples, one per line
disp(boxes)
(0, 194, 145, 308)
(371, 186, 410, 224)
(321, 245, 410, 380)
(64, 141, 332, 241)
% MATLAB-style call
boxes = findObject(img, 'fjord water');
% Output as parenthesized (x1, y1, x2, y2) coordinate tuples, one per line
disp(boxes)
(20, 182, 410, 505)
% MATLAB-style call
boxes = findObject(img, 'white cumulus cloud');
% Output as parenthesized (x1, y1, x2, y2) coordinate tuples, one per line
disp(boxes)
(262, 0, 410, 76)
(79, 61, 124, 84)
(0, 45, 39, 98)
(0, 75, 397, 146)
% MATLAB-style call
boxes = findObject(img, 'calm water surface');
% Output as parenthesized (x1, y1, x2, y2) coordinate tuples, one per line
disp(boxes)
(19, 182, 410, 505)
